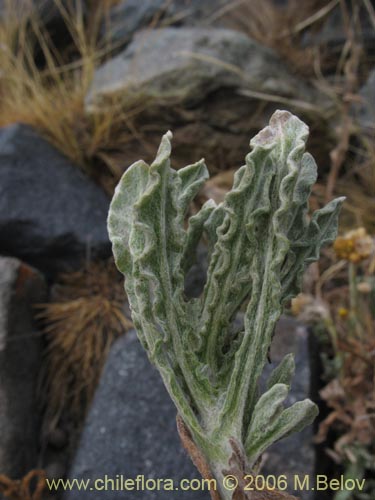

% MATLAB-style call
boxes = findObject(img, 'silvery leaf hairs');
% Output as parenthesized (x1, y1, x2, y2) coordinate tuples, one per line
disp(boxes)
(108, 111, 344, 500)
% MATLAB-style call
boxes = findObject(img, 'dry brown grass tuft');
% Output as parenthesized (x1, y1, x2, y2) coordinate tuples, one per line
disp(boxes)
(317, 0, 375, 225)
(37, 259, 132, 427)
(0, 0, 147, 189)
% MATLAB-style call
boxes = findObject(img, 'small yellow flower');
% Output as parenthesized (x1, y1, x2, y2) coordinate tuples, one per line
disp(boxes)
(338, 307, 349, 319)
(333, 227, 374, 263)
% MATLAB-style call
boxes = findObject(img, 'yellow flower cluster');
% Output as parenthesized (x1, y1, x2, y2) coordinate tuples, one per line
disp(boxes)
(333, 227, 374, 263)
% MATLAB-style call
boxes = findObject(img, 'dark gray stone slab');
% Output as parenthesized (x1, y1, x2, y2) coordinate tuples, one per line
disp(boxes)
(86, 27, 325, 113)
(355, 68, 375, 135)
(261, 316, 316, 500)
(100, 0, 166, 47)
(100, 0, 228, 48)
(65, 330, 208, 500)
(0, 124, 111, 275)
(0, 257, 47, 479)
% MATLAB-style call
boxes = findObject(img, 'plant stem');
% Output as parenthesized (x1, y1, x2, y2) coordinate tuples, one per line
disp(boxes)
(349, 261, 358, 319)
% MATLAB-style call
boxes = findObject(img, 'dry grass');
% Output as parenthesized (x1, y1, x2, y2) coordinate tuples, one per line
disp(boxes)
(320, 0, 375, 229)
(337, 138, 375, 231)
(292, 230, 375, 496)
(216, 0, 336, 77)
(218, 0, 375, 225)
(37, 259, 132, 427)
(0, 0, 147, 189)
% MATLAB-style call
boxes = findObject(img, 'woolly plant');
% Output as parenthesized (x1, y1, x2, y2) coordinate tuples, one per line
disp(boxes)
(108, 110, 344, 499)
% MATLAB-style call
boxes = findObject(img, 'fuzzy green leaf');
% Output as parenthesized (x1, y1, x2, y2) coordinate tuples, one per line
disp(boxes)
(267, 353, 296, 390)
(108, 111, 343, 495)
(245, 398, 319, 463)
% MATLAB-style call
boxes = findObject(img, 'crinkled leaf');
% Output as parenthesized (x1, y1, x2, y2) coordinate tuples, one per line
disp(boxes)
(108, 111, 343, 483)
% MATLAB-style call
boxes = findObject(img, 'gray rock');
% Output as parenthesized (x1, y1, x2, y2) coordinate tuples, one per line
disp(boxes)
(101, 0, 228, 47)
(184, 244, 208, 298)
(65, 330, 208, 499)
(0, 0, 84, 24)
(354, 68, 375, 134)
(87, 27, 334, 175)
(261, 316, 316, 500)
(100, 0, 166, 47)
(86, 27, 325, 112)
(0, 124, 111, 275)
(0, 257, 47, 478)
